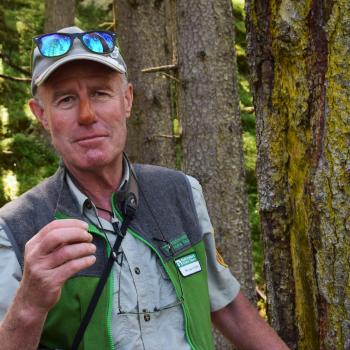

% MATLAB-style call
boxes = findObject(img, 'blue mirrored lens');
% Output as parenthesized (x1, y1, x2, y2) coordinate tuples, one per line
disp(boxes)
(38, 34, 71, 57)
(82, 32, 114, 54)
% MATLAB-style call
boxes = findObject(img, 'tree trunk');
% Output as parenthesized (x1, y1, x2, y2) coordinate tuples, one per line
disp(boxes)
(176, 0, 255, 348)
(114, 0, 177, 168)
(246, 0, 350, 349)
(44, 0, 76, 33)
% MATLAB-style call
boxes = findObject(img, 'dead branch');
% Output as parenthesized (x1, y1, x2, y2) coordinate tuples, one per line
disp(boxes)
(146, 134, 181, 141)
(0, 74, 31, 83)
(141, 64, 177, 73)
(241, 106, 255, 114)
(256, 286, 267, 301)
(160, 72, 180, 83)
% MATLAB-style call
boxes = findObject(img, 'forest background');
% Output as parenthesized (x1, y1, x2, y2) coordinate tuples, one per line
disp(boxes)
(1, 1, 350, 350)
(0, 1, 258, 271)
(0, 1, 259, 349)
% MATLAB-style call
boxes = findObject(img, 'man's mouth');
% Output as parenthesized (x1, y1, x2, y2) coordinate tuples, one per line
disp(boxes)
(74, 134, 108, 145)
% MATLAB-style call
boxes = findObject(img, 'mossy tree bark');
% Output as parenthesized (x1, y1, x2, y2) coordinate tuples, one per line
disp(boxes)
(246, 0, 350, 349)
(114, 0, 177, 168)
(44, 0, 75, 33)
(176, 1, 255, 348)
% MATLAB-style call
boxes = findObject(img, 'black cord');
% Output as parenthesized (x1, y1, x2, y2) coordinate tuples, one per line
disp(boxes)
(95, 205, 114, 217)
(71, 199, 134, 350)
(71, 231, 125, 350)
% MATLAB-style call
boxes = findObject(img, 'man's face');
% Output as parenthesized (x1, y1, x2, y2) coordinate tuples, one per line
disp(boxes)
(29, 61, 133, 174)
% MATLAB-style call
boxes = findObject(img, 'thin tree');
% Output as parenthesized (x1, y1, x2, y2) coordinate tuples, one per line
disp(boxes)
(176, 0, 255, 348)
(44, 0, 76, 33)
(246, 0, 350, 349)
(114, 0, 177, 167)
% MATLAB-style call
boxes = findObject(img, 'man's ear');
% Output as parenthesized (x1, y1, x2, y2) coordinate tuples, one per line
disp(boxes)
(124, 83, 133, 119)
(28, 98, 49, 130)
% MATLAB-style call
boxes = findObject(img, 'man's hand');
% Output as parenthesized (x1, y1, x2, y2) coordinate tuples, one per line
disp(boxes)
(0, 219, 96, 350)
(21, 219, 96, 312)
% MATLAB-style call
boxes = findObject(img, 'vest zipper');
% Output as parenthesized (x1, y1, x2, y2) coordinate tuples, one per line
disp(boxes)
(87, 224, 115, 350)
(110, 195, 197, 350)
(107, 259, 116, 350)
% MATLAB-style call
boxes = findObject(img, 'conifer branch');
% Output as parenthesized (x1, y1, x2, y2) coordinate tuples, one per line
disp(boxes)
(0, 53, 31, 76)
(0, 74, 31, 82)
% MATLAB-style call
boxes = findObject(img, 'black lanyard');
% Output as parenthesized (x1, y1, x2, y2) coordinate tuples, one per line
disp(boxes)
(71, 193, 137, 350)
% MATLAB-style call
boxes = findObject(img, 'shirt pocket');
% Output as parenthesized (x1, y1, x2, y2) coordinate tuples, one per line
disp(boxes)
(156, 256, 171, 280)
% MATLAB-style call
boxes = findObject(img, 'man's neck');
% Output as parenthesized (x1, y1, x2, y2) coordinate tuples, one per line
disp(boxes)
(65, 161, 123, 211)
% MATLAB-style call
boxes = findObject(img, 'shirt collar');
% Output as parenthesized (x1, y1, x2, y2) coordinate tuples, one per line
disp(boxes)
(66, 156, 130, 216)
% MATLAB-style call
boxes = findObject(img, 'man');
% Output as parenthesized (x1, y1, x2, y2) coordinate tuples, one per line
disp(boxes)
(0, 27, 288, 349)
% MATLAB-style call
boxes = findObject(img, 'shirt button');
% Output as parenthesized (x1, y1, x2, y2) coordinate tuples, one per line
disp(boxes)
(85, 200, 93, 209)
(134, 267, 141, 275)
(144, 314, 151, 322)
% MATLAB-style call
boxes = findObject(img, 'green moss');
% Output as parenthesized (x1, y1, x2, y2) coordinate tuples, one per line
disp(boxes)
(266, 2, 322, 346)
(320, 1, 350, 347)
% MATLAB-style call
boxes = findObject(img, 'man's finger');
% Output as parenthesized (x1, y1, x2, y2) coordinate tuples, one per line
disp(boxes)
(54, 255, 97, 285)
(26, 225, 92, 258)
(34, 219, 88, 240)
(38, 227, 92, 254)
(47, 242, 96, 269)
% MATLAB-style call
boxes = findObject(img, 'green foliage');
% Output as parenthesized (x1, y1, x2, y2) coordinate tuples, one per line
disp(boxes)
(12, 132, 58, 191)
(76, 0, 113, 30)
(0, 0, 112, 207)
(0, 0, 46, 206)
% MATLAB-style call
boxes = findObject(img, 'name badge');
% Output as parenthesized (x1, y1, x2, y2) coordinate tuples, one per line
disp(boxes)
(175, 253, 202, 277)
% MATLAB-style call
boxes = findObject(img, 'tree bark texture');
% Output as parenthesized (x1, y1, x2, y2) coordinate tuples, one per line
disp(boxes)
(114, 0, 177, 168)
(246, 0, 350, 349)
(115, 1, 255, 348)
(44, 0, 76, 33)
(176, 1, 255, 348)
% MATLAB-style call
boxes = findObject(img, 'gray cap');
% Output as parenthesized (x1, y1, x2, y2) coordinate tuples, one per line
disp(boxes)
(31, 26, 127, 95)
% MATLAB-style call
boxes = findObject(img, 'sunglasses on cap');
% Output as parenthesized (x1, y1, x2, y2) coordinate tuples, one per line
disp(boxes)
(33, 30, 117, 58)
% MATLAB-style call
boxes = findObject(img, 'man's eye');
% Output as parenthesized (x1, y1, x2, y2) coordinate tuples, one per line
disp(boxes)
(57, 96, 74, 105)
(93, 91, 109, 98)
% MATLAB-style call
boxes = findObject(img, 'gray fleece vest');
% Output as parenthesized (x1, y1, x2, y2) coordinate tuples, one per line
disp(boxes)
(0, 164, 215, 350)
(0, 164, 202, 273)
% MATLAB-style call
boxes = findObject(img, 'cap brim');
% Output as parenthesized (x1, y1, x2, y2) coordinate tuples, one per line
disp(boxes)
(34, 53, 127, 87)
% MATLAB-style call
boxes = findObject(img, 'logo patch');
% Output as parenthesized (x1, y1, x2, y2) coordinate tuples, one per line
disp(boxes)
(160, 233, 191, 256)
(110, 47, 120, 59)
(216, 250, 228, 268)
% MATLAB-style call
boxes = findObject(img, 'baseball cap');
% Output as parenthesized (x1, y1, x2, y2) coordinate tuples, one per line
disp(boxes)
(31, 26, 127, 95)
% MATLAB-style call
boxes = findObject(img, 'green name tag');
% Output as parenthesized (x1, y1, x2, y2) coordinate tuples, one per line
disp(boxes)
(175, 253, 202, 277)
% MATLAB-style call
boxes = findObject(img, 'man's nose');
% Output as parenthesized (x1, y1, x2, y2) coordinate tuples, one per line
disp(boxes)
(78, 98, 96, 124)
